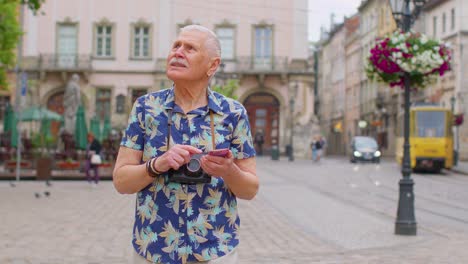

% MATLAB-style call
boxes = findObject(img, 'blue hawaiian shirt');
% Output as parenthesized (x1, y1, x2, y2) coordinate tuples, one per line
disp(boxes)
(121, 87, 256, 264)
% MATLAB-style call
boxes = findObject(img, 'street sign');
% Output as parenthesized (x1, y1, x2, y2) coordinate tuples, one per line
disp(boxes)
(20, 72, 28, 96)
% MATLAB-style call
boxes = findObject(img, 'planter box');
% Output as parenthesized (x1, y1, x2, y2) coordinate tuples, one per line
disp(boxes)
(99, 162, 113, 168)
(37, 157, 53, 180)
(56, 161, 81, 170)
(4, 160, 32, 171)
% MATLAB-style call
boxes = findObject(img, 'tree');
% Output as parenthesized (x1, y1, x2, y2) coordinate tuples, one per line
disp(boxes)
(211, 79, 239, 100)
(0, 0, 44, 90)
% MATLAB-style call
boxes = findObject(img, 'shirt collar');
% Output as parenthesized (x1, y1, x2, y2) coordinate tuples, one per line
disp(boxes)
(161, 86, 224, 115)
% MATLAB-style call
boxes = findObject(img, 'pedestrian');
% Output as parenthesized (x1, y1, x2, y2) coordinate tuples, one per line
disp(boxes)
(315, 136, 323, 162)
(113, 25, 258, 264)
(310, 137, 317, 161)
(254, 129, 265, 156)
(85, 132, 101, 186)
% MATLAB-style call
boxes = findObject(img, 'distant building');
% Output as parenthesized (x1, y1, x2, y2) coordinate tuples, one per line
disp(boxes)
(419, 0, 468, 160)
(8, 0, 314, 156)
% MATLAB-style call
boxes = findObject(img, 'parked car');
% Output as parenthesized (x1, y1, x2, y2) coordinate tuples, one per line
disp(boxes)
(350, 136, 381, 163)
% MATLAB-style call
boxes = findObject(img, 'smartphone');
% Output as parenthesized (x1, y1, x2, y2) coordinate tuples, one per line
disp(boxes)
(208, 148, 229, 158)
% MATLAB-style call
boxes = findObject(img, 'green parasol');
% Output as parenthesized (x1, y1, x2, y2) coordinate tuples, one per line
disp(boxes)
(40, 118, 51, 138)
(4, 105, 18, 148)
(74, 105, 88, 150)
(19, 106, 63, 121)
(3, 104, 12, 132)
(90, 116, 102, 142)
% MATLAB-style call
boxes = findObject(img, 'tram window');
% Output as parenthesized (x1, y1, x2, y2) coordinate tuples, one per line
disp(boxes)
(416, 111, 445, 137)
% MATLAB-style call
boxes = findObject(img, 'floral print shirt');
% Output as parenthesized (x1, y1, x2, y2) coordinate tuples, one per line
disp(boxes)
(121, 87, 255, 264)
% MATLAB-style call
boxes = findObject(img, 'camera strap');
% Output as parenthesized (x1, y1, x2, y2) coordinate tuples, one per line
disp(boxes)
(166, 109, 216, 150)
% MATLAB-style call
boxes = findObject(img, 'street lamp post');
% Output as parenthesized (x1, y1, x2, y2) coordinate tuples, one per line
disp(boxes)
(450, 96, 458, 166)
(389, 0, 426, 236)
(288, 82, 298, 162)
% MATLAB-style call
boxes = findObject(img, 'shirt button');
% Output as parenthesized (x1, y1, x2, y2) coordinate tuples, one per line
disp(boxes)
(182, 209, 186, 213)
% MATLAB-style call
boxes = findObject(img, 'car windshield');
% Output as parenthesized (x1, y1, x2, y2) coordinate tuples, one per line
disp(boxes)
(355, 137, 378, 149)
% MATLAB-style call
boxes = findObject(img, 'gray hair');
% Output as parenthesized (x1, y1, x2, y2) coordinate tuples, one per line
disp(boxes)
(180, 25, 221, 58)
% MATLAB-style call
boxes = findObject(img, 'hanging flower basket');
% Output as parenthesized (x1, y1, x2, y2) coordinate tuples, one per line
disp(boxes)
(454, 113, 464, 126)
(366, 31, 452, 89)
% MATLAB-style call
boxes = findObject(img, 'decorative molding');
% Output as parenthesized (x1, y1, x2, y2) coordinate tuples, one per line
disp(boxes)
(134, 18, 150, 26)
(96, 17, 112, 25)
(217, 19, 235, 27)
(63, 16, 74, 24)
(256, 19, 272, 27)
(257, 74, 265, 87)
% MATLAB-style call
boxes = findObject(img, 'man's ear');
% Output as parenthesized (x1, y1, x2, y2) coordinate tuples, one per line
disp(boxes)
(207, 57, 221, 77)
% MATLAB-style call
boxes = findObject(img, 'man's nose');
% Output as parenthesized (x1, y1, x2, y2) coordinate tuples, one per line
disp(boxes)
(174, 46, 185, 57)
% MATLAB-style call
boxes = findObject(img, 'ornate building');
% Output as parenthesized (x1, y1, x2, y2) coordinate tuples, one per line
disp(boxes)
(6, 0, 314, 157)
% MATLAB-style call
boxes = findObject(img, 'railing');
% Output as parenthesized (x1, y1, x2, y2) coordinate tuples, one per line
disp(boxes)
(22, 54, 92, 71)
(156, 56, 311, 73)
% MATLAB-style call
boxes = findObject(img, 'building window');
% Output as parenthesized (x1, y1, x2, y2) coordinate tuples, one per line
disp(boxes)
(433, 16, 437, 37)
(95, 24, 114, 58)
(96, 88, 111, 120)
(451, 8, 455, 30)
(115, 94, 125, 114)
(131, 88, 147, 104)
(131, 24, 151, 59)
(253, 25, 273, 69)
(216, 27, 235, 60)
(0, 96, 11, 121)
(57, 24, 78, 67)
(442, 13, 446, 33)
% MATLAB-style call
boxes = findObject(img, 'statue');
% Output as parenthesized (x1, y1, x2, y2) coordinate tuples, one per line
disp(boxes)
(63, 74, 81, 134)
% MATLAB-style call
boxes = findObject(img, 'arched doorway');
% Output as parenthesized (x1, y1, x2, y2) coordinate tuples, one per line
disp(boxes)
(47, 91, 65, 136)
(243, 92, 280, 154)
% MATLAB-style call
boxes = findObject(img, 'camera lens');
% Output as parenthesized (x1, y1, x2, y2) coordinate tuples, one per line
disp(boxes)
(186, 155, 202, 177)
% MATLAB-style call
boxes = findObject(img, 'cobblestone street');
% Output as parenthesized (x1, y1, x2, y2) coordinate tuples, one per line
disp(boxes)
(1, 157, 468, 263)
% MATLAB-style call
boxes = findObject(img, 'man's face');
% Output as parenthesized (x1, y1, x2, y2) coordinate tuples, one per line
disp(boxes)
(166, 30, 215, 82)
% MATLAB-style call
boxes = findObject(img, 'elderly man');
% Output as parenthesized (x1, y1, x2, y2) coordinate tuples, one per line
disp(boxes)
(113, 25, 258, 264)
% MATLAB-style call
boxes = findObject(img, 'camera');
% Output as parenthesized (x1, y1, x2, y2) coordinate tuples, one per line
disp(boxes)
(167, 153, 211, 184)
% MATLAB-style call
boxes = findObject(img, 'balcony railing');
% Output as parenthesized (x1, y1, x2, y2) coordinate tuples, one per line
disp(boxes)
(156, 56, 311, 74)
(21, 54, 92, 71)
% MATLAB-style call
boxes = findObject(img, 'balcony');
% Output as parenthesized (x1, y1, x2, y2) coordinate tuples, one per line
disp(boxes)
(21, 54, 92, 72)
(155, 56, 312, 74)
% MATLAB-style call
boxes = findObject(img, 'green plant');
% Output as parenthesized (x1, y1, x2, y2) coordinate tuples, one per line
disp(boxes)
(0, 0, 44, 90)
(212, 79, 239, 99)
(31, 132, 56, 158)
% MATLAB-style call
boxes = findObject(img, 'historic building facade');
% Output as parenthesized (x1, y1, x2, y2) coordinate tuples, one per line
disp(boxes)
(344, 15, 361, 156)
(7, 0, 314, 157)
(418, 0, 468, 160)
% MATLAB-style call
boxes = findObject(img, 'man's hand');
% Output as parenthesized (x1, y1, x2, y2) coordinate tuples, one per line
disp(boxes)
(200, 150, 237, 179)
(154, 144, 202, 172)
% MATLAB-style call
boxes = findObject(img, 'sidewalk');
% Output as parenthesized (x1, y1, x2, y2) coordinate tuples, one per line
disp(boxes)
(452, 160, 468, 175)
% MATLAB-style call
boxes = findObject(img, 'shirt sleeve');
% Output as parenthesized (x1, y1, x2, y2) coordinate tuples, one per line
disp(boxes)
(230, 106, 256, 159)
(120, 96, 145, 151)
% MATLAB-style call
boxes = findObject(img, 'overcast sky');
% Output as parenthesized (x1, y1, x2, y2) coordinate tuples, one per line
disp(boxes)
(308, 0, 362, 42)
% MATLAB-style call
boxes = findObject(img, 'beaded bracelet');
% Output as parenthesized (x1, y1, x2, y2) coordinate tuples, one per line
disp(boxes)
(146, 158, 160, 178)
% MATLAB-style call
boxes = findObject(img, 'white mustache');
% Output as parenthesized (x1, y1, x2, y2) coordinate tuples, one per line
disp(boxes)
(169, 58, 188, 67)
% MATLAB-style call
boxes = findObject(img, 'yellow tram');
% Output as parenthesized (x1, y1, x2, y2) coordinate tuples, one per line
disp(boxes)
(396, 104, 454, 172)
